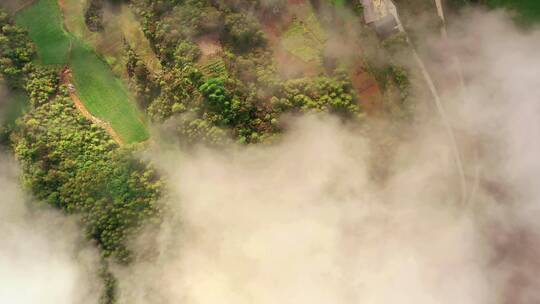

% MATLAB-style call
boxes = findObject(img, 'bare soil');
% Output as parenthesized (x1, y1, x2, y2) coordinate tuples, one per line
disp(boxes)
(196, 34, 223, 58)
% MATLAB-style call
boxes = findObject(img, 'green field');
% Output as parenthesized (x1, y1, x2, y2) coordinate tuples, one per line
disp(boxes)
(15, 0, 70, 65)
(488, 0, 540, 22)
(70, 42, 148, 143)
(15, 0, 148, 143)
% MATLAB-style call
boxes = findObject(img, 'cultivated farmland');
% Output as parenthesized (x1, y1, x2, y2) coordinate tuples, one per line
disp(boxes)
(15, 0, 70, 65)
(70, 42, 148, 143)
(15, 0, 149, 144)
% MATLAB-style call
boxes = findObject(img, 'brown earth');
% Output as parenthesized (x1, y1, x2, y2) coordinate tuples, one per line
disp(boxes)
(350, 60, 384, 114)
(196, 34, 222, 58)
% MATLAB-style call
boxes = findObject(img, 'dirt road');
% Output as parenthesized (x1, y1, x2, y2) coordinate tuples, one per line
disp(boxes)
(60, 68, 124, 146)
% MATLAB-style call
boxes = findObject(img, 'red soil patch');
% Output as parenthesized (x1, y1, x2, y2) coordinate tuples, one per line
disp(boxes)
(350, 61, 384, 114)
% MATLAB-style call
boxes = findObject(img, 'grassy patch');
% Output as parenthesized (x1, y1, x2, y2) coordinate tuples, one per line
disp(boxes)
(15, 0, 149, 143)
(61, 0, 88, 39)
(61, 0, 161, 75)
(15, 0, 71, 65)
(281, 12, 326, 63)
(70, 41, 149, 143)
(331, 0, 346, 8)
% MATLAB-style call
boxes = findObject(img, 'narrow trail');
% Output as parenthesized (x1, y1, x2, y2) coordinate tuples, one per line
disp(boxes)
(60, 68, 124, 146)
(431, 0, 477, 205)
(389, 0, 468, 204)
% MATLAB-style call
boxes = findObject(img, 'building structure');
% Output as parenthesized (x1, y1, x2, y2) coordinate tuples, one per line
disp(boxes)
(360, 0, 402, 38)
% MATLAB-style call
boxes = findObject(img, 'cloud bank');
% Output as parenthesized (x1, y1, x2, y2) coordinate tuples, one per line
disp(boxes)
(110, 8, 540, 304)
(0, 156, 102, 304)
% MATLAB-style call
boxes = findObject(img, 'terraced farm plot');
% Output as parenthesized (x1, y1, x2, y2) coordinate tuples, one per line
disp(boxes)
(199, 57, 228, 78)
(15, 0, 149, 144)
(70, 42, 149, 143)
(15, 0, 70, 65)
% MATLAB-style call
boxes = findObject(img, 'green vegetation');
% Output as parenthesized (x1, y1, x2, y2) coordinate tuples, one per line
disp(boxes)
(0, 11, 34, 86)
(331, 0, 347, 8)
(0, 9, 161, 303)
(70, 42, 149, 143)
(487, 0, 540, 22)
(13, 94, 161, 262)
(1, 0, 417, 302)
(200, 57, 228, 78)
(15, 0, 148, 143)
(129, 0, 365, 144)
(0, 90, 29, 145)
(14, 0, 70, 65)
(448, 0, 540, 22)
(282, 12, 326, 63)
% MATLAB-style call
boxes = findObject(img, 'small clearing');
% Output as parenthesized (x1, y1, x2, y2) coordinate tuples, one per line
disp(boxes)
(259, 0, 326, 78)
(196, 34, 223, 58)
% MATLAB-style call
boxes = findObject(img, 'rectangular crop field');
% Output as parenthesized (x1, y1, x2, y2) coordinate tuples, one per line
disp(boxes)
(15, 0, 70, 65)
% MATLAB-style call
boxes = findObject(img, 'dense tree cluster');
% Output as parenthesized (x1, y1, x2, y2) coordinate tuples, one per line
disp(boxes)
(273, 72, 361, 116)
(223, 12, 266, 52)
(0, 0, 420, 301)
(0, 11, 34, 87)
(13, 93, 162, 262)
(1, 8, 161, 263)
(128, 0, 364, 145)
(0, 9, 162, 302)
(126, 44, 160, 109)
(25, 66, 59, 106)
